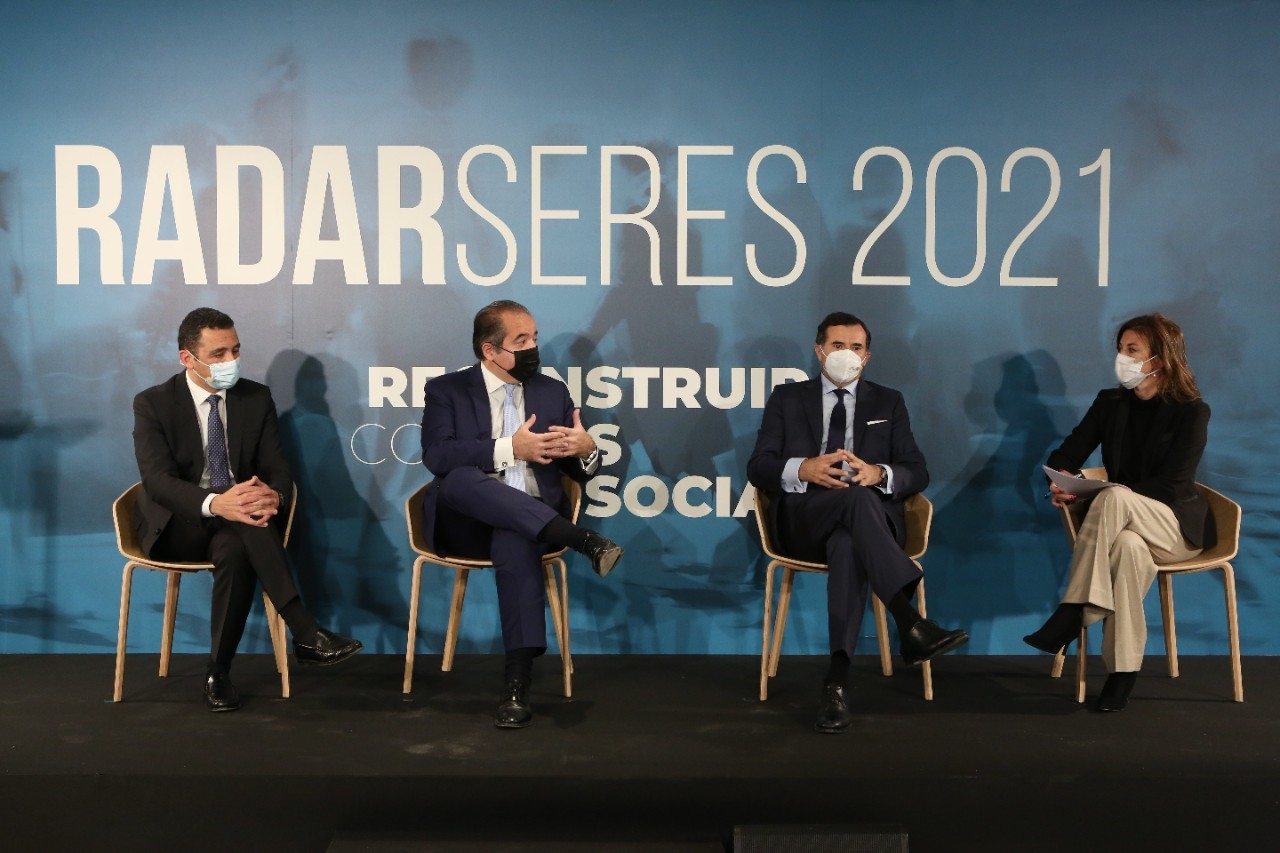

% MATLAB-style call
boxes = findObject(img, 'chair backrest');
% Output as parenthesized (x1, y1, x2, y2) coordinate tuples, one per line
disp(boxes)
(903, 493, 933, 561)
(114, 480, 298, 562)
(752, 488, 794, 565)
(1196, 483, 1242, 563)
(752, 487, 932, 566)
(1056, 469, 1242, 566)
(112, 482, 147, 560)
(406, 474, 584, 560)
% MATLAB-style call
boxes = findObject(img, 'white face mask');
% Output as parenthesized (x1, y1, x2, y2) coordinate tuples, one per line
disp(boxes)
(1114, 353, 1156, 390)
(821, 347, 863, 385)
(193, 355, 242, 390)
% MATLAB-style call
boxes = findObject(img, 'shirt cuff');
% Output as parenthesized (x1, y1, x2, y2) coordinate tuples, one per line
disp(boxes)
(781, 457, 807, 493)
(201, 493, 216, 517)
(493, 436, 516, 472)
(581, 446, 601, 475)
(876, 464, 894, 495)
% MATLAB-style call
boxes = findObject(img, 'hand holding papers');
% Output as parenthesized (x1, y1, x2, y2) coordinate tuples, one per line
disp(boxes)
(1042, 466, 1117, 497)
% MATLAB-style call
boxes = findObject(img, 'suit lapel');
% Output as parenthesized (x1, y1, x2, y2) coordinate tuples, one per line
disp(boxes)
(852, 380, 871, 454)
(467, 365, 492, 437)
(803, 378, 825, 452)
(168, 373, 204, 482)
(225, 384, 244, 477)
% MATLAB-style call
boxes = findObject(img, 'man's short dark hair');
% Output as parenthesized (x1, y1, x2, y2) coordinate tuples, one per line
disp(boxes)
(816, 311, 871, 349)
(472, 300, 530, 359)
(178, 307, 235, 355)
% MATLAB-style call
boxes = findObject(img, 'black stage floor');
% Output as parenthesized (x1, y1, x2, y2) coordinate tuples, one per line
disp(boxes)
(2, 653, 1277, 852)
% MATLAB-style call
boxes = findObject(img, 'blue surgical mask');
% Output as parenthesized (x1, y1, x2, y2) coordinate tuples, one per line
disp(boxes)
(193, 355, 241, 390)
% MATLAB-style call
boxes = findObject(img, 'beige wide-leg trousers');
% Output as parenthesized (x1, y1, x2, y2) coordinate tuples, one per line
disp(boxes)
(1063, 487, 1200, 672)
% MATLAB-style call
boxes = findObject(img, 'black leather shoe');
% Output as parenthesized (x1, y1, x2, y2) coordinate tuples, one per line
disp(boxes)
(1095, 671, 1137, 712)
(293, 627, 364, 666)
(204, 672, 240, 712)
(494, 680, 533, 729)
(814, 683, 852, 734)
(900, 619, 969, 666)
(578, 531, 623, 578)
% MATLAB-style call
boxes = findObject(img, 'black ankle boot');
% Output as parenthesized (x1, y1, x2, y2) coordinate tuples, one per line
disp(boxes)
(1023, 603, 1084, 654)
(1095, 671, 1138, 712)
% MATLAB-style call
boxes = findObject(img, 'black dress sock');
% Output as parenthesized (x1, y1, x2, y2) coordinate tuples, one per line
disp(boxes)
(279, 598, 319, 645)
(537, 516, 589, 551)
(503, 647, 543, 685)
(887, 589, 922, 636)
(824, 651, 851, 687)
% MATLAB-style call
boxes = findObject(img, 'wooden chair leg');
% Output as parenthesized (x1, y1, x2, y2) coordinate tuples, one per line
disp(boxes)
(561, 561, 574, 676)
(403, 558, 424, 694)
(1222, 563, 1244, 702)
(760, 563, 776, 701)
(113, 563, 137, 702)
(915, 575, 933, 699)
(1159, 572, 1179, 678)
(1075, 626, 1087, 703)
(262, 593, 290, 699)
(442, 567, 469, 672)
(769, 569, 796, 678)
(872, 596, 892, 677)
(543, 560, 572, 698)
(159, 572, 182, 677)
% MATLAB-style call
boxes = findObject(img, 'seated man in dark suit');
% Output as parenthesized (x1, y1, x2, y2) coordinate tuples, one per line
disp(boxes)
(747, 311, 968, 733)
(420, 299, 622, 729)
(133, 307, 363, 712)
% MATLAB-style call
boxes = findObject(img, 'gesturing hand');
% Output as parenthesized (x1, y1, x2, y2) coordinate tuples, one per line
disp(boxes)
(545, 409, 596, 459)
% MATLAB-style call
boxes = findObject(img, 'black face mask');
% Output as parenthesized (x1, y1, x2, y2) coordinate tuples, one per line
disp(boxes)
(501, 345, 541, 383)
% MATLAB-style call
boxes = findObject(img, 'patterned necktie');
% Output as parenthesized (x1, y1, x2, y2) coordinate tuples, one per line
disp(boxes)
(824, 388, 848, 455)
(206, 395, 232, 492)
(502, 384, 526, 493)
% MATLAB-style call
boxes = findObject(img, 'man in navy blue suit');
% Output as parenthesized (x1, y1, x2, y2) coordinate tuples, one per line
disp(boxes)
(419, 300, 622, 728)
(748, 311, 968, 733)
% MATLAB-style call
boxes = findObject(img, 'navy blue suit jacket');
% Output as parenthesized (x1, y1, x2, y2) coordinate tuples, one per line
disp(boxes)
(747, 376, 928, 546)
(419, 364, 590, 547)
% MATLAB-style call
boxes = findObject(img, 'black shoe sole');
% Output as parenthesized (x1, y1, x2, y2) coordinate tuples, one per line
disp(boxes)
(902, 631, 970, 667)
(593, 547, 623, 578)
(494, 717, 533, 729)
(205, 701, 240, 712)
(294, 644, 364, 667)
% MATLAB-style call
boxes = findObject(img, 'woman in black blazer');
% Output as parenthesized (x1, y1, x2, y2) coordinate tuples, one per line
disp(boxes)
(1024, 313, 1214, 712)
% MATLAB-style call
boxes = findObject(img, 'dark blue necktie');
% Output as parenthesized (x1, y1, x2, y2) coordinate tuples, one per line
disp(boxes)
(206, 395, 232, 492)
(824, 388, 848, 455)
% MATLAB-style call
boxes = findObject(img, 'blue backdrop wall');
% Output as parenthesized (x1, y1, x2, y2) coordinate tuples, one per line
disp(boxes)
(2, 0, 1276, 660)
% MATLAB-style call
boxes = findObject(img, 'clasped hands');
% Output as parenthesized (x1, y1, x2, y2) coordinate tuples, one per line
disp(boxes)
(210, 475, 280, 527)
(512, 408, 596, 465)
(799, 449, 884, 489)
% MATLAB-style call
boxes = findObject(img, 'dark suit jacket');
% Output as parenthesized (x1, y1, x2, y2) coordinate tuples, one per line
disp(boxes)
(132, 372, 293, 554)
(419, 365, 592, 542)
(747, 376, 929, 545)
(1046, 388, 1214, 549)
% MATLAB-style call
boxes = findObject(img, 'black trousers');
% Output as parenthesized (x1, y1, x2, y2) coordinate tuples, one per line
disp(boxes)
(148, 514, 301, 669)
(777, 485, 922, 657)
